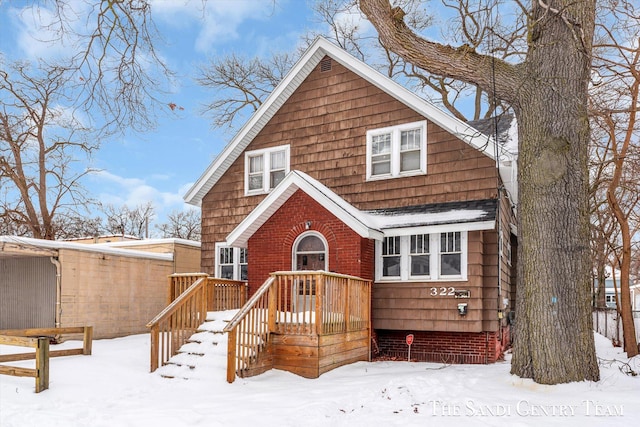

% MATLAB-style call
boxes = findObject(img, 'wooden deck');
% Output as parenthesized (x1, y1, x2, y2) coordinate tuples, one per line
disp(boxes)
(224, 271, 371, 382)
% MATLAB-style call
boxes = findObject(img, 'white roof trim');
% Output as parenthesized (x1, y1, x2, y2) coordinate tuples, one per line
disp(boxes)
(184, 36, 516, 207)
(380, 220, 495, 237)
(226, 171, 383, 248)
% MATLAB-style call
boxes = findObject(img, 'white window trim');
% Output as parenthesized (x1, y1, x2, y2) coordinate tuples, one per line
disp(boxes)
(244, 144, 290, 195)
(365, 120, 427, 181)
(375, 231, 467, 282)
(214, 242, 248, 281)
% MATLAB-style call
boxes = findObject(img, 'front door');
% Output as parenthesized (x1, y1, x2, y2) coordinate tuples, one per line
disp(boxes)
(293, 233, 327, 312)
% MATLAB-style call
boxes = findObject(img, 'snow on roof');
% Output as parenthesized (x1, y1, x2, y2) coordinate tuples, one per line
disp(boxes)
(96, 238, 201, 248)
(184, 36, 517, 207)
(0, 235, 174, 261)
(365, 199, 496, 230)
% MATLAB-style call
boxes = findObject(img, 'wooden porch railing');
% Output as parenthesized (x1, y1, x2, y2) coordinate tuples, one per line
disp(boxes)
(224, 271, 371, 383)
(147, 276, 247, 372)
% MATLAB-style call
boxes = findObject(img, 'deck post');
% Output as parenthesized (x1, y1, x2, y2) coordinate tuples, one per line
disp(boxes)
(315, 273, 324, 335)
(35, 337, 49, 393)
(345, 278, 351, 332)
(226, 328, 237, 383)
(150, 326, 159, 372)
(82, 326, 93, 355)
(268, 286, 277, 332)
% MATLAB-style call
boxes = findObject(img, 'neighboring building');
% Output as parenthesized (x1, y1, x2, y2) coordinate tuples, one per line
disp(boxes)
(185, 37, 518, 364)
(0, 236, 200, 338)
(595, 267, 640, 310)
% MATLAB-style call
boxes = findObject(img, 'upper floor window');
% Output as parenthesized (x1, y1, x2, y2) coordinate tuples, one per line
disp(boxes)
(245, 145, 290, 195)
(366, 121, 427, 180)
(376, 231, 467, 281)
(216, 244, 248, 281)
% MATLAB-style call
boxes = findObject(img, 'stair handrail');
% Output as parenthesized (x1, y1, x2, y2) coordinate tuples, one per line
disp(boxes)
(223, 276, 276, 383)
(147, 277, 208, 372)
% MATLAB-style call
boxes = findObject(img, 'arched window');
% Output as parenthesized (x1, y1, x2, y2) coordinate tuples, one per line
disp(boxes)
(293, 232, 328, 271)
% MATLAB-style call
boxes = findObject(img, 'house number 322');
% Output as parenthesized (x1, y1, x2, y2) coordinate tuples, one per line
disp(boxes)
(430, 287, 455, 296)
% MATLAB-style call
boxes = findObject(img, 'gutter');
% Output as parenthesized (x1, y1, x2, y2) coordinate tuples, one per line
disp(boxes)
(50, 256, 62, 328)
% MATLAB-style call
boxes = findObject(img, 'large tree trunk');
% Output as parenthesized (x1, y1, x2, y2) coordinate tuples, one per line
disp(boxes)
(359, 0, 600, 383)
(509, 2, 599, 384)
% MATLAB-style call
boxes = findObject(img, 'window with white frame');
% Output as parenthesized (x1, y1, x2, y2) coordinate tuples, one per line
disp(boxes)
(245, 145, 290, 194)
(366, 121, 426, 180)
(382, 236, 401, 278)
(216, 245, 248, 281)
(376, 231, 467, 281)
(440, 232, 462, 276)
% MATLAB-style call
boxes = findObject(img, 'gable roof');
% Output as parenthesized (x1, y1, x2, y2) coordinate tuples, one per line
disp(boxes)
(184, 36, 517, 207)
(226, 171, 496, 248)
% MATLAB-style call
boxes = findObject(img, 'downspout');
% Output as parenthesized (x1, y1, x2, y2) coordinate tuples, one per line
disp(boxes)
(50, 256, 62, 328)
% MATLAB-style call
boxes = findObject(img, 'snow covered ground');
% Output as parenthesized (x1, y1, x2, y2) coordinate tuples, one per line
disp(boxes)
(1, 313, 638, 427)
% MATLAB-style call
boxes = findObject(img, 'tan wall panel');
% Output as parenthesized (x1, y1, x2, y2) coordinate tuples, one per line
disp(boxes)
(58, 249, 172, 339)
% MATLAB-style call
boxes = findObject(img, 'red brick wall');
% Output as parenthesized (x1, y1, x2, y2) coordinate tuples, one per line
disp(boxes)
(247, 190, 374, 295)
(375, 328, 510, 364)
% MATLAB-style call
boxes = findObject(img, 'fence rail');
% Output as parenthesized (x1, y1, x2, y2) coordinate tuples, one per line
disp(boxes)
(147, 275, 248, 372)
(0, 326, 93, 393)
(592, 308, 640, 346)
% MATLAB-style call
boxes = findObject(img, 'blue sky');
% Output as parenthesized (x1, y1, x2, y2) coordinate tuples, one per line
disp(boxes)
(0, 0, 330, 228)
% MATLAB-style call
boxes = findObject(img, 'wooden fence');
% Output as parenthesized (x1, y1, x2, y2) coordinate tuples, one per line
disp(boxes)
(593, 308, 640, 346)
(147, 276, 247, 372)
(0, 326, 93, 393)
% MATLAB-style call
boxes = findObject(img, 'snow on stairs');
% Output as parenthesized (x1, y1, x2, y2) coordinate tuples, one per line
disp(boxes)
(155, 309, 238, 380)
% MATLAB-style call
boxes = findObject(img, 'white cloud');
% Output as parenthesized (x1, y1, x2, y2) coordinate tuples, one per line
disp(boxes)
(9, 0, 91, 60)
(150, 0, 277, 53)
(91, 170, 189, 218)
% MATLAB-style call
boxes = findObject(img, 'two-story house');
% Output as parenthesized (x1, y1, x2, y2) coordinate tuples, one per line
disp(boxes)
(185, 37, 518, 364)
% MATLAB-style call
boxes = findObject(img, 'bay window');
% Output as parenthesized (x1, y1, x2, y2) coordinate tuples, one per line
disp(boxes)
(376, 231, 467, 281)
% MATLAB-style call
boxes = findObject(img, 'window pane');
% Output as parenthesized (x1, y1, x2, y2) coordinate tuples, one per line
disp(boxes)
(383, 255, 401, 277)
(249, 174, 263, 191)
(400, 150, 420, 172)
(401, 129, 421, 150)
(220, 265, 234, 280)
(240, 265, 248, 281)
(410, 254, 430, 276)
(410, 234, 429, 254)
(270, 170, 285, 189)
(372, 134, 391, 154)
(270, 150, 285, 169)
(249, 155, 263, 173)
(440, 254, 461, 276)
(298, 235, 325, 252)
(382, 236, 400, 255)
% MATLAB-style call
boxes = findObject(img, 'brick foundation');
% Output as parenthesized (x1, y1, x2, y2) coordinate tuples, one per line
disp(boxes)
(375, 328, 510, 364)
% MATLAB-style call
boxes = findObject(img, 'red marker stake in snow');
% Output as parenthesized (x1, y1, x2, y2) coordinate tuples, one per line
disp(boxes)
(406, 334, 414, 361)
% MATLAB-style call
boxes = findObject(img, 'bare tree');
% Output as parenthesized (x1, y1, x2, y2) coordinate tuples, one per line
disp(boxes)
(53, 215, 103, 240)
(101, 202, 155, 238)
(196, 0, 514, 131)
(589, 1, 640, 356)
(197, 52, 296, 131)
(155, 209, 201, 241)
(359, 0, 599, 384)
(0, 61, 97, 240)
(24, 0, 174, 135)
